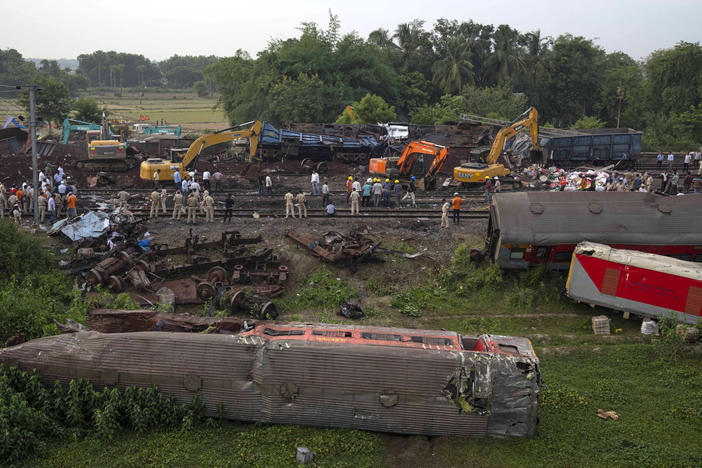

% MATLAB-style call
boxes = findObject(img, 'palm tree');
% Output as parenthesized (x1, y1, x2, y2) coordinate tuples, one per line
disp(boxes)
(523, 30, 552, 88)
(432, 37, 473, 94)
(367, 28, 396, 50)
(485, 25, 524, 86)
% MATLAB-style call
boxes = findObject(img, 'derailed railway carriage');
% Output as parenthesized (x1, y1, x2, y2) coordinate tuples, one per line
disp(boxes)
(0, 321, 541, 438)
(486, 192, 702, 269)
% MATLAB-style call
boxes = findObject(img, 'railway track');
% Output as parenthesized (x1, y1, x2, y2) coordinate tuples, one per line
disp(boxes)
(104, 208, 490, 220)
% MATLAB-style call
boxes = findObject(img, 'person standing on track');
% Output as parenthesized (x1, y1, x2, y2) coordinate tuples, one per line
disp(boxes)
(350, 188, 360, 215)
(383, 179, 392, 208)
(173, 169, 181, 191)
(66, 191, 77, 219)
(172, 190, 183, 220)
(321, 180, 330, 207)
(160, 189, 167, 216)
(372, 178, 382, 207)
(667, 152, 675, 171)
(186, 192, 198, 224)
(362, 179, 372, 207)
(202, 170, 211, 191)
(440, 198, 449, 229)
(402, 176, 417, 207)
(311, 170, 320, 196)
(484, 177, 493, 203)
(149, 189, 160, 219)
(224, 194, 234, 223)
(285, 191, 295, 218)
(153, 169, 160, 189)
(452, 192, 462, 224)
(204, 192, 215, 223)
(295, 191, 307, 218)
(265, 175, 273, 195)
(346, 176, 353, 205)
(393, 180, 403, 209)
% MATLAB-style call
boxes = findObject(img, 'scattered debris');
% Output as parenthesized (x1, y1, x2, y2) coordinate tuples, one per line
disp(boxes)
(592, 315, 611, 335)
(85, 309, 252, 334)
(339, 298, 364, 319)
(286, 227, 382, 272)
(641, 319, 660, 335)
(296, 447, 313, 464)
(597, 409, 619, 421)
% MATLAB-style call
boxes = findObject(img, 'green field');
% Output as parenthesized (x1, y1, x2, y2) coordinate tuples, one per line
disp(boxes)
(92, 91, 228, 130)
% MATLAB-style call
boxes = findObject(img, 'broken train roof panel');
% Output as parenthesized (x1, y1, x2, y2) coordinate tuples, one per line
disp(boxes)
(575, 242, 702, 282)
(491, 192, 702, 246)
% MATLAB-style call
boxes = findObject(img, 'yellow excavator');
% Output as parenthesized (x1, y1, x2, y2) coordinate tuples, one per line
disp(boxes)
(453, 107, 542, 185)
(139, 120, 263, 181)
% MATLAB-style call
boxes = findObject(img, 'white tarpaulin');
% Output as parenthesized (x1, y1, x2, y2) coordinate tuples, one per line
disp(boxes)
(57, 211, 110, 241)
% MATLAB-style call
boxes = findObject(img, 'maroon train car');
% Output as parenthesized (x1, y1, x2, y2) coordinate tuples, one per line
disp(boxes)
(487, 192, 702, 269)
(567, 242, 702, 324)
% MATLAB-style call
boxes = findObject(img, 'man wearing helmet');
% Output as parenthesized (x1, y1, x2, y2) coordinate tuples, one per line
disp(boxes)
(393, 179, 403, 209)
(402, 176, 417, 207)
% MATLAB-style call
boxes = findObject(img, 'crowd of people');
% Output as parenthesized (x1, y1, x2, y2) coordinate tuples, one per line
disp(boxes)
(0, 163, 79, 226)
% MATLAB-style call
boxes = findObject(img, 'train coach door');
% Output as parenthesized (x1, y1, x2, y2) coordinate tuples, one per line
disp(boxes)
(528, 246, 550, 266)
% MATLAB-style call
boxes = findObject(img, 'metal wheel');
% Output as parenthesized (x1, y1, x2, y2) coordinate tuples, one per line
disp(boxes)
(208, 266, 228, 284)
(196, 281, 217, 300)
(228, 290, 245, 313)
(108, 275, 126, 292)
(258, 302, 278, 320)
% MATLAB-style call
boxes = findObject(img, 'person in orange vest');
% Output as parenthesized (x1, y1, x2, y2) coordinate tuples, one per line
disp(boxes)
(66, 191, 77, 219)
(452, 192, 462, 224)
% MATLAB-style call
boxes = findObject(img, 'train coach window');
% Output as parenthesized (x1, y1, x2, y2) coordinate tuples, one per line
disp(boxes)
(263, 328, 305, 336)
(312, 330, 352, 338)
(361, 332, 402, 342)
(553, 251, 574, 262)
(535, 247, 547, 258)
(509, 248, 525, 260)
(410, 336, 453, 346)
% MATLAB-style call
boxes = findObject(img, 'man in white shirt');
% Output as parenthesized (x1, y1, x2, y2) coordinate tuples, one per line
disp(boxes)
(667, 152, 675, 171)
(202, 170, 211, 191)
(684, 153, 692, 172)
(265, 175, 272, 195)
(351, 178, 361, 193)
(311, 170, 320, 195)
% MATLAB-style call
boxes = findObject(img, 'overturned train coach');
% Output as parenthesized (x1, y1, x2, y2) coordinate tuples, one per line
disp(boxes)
(486, 192, 702, 269)
(0, 321, 541, 438)
(567, 242, 702, 324)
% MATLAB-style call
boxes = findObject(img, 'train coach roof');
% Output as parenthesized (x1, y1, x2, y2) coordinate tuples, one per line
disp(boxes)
(575, 242, 702, 281)
(491, 192, 702, 246)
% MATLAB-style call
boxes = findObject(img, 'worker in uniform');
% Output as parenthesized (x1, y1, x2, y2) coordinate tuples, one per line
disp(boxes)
(172, 191, 183, 220)
(440, 198, 450, 229)
(12, 203, 21, 225)
(295, 191, 307, 218)
(7, 193, 18, 221)
(452, 192, 462, 224)
(37, 191, 47, 223)
(149, 189, 160, 219)
(153, 169, 161, 189)
(402, 176, 417, 207)
(493, 176, 501, 193)
(484, 177, 493, 203)
(393, 180, 403, 209)
(350, 188, 360, 215)
(383, 179, 392, 208)
(346, 176, 353, 204)
(27, 185, 34, 216)
(361, 179, 372, 207)
(372, 178, 382, 207)
(160, 189, 168, 215)
(645, 173, 654, 192)
(117, 189, 130, 211)
(284, 191, 295, 218)
(54, 192, 64, 217)
(186, 192, 199, 224)
(204, 192, 215, 223)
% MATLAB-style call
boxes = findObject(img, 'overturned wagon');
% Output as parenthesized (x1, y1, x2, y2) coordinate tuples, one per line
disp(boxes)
(0, 321, 541, 438)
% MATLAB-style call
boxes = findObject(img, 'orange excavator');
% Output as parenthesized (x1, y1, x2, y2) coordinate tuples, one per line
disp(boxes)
(369, 140, 448, 190)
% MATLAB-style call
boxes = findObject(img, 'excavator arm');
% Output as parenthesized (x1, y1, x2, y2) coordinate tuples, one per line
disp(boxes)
(397, 140, 447, 175)
(181, 120, 262, 170)
(485, 107, 539, 165)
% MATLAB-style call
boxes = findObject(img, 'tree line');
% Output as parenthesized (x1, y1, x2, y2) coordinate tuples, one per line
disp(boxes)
(2, 13, 702, 149)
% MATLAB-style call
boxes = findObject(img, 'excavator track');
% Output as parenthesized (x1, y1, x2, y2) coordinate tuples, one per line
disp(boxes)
(74, 155, 140, 172)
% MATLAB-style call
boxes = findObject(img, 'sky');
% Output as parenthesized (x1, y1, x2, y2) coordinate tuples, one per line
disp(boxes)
(3, 0, 701, 62)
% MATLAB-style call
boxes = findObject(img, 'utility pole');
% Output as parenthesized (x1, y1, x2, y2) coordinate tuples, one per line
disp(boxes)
(29, 84, 40, 226)
(616, 87, 624, 129)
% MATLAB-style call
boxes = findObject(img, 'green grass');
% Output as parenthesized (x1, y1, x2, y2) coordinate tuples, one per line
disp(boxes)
(93, 92, 226, 125)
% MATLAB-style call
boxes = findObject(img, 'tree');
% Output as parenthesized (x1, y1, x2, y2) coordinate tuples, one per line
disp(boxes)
(336, 93, 396, 123)
(193, 81, 208, 97)
(0, 49, 37, 86)
(17, 76, 72, 133)
(485, 25, 524, 86)
(572, 115, 605, 129)
(72, 96, 102, 122)
(645, 42, 702, 115)
(410, 95, 465, 124)
(431, 37, 473, 94)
